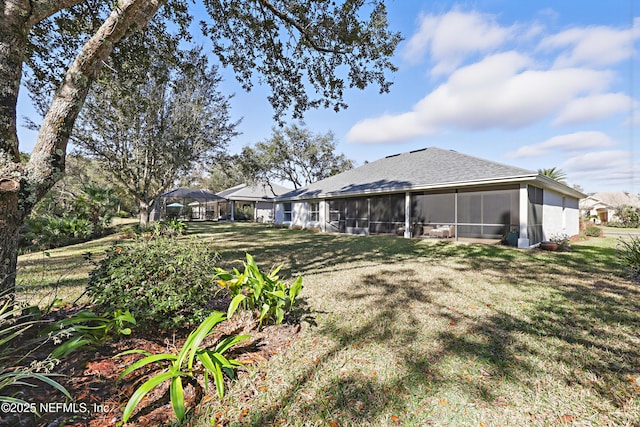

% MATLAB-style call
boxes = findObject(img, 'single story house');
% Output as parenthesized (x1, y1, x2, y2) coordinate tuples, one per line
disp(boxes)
(579, 196, 616, 224)
(580, 191, 640, 224)
(216, 182, 291, 222)
(274, 147, 585, 248)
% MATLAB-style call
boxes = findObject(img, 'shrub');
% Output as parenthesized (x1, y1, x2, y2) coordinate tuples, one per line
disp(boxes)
(163, 219, 188, 236)
(116, 311, 248, 424)
(215, 253, 303, 326)
(585, 226, 602, 237)
(614, 205, 640, 228)
(87, 237, 219, 329)
(119, 220, 188, 239)
(617, 236, 640, 280)
(21, 216, 94, 250)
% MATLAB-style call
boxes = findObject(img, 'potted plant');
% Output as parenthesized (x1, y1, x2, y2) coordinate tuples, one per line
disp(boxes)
(539, 241, 559, 251)
(504, 228, 519, 247)
(540, 234, 570, 251)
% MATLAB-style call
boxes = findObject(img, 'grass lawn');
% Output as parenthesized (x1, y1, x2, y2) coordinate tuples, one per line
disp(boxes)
(603, 226, 640, 234)
(16, 223, 640, 426)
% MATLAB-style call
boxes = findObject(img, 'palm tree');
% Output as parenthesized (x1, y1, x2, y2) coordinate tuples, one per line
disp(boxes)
(538, 167, 567, 184)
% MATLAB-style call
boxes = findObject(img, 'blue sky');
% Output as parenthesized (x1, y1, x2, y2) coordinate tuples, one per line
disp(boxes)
(17, 0, 639, 194)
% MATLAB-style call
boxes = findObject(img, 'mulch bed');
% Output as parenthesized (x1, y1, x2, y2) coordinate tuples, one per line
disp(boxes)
(1, 307, 301, 427)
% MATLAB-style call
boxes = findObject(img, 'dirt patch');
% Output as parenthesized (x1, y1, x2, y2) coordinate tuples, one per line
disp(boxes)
(1, 308, 301, 427)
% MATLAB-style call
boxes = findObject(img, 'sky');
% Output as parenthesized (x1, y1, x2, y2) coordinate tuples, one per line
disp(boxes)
(17, 0, 640, 194)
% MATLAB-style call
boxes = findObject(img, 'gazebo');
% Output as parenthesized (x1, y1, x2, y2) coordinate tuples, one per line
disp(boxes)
(155, 188, 225, 221)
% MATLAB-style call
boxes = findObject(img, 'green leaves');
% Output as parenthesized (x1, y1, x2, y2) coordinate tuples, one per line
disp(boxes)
(116, 311, 248, 424)
(44, 309, 136, 358)
(87, 237, 220, 330)
(215, 253, 303, 326)
(239, 123, 354, 189)
(617, 235, 640, 279)
(201, 0, 401, 120)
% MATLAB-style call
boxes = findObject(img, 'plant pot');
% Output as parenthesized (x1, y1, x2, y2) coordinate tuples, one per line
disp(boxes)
(506, 231, 519, 247)
(540, 241, 559, 251)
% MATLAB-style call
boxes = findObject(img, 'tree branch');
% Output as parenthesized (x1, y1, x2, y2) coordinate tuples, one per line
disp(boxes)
(26, 0, 87, 28)
(256, 0, 346, 54)
(25, 0, 163, 203)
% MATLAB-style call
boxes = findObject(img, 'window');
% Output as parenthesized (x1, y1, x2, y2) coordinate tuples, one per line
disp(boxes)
(283, 203, 292, 222)
(309, 201, 319, 222)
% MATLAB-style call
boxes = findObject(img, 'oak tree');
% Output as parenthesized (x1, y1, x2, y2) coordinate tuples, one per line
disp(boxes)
(0, 0, 400, 298)
(72, 46, 237, 226)
(241, 123, 354, 189)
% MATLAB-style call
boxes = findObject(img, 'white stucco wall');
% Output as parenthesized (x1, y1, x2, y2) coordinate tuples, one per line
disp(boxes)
(543, 190, 580, 239)
(291, 202, 308, 228)
(274, 203, 285, 224)
(275, 201, 324, 229)
(319, 200, 327, 231)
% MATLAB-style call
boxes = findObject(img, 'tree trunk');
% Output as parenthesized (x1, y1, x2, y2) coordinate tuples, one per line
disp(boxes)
(0, 0, 164, 301)
(0, 178, 22, 303)
(139, 200, 150, 228)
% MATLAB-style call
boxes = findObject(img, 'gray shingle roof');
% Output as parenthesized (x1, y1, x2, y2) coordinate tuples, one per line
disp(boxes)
(160, 187, 224, 201)
(278, 147, 537, 200)
(217, 182, 292, 201)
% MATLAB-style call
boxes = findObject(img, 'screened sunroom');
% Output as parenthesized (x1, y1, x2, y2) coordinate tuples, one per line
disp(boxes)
(275, 147, 584, 248)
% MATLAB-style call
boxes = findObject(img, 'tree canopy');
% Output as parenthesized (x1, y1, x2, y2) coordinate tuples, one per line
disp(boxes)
(241, 123, 353, 189)
(72, 45, 238, 225)
(1, 0, 401, 298)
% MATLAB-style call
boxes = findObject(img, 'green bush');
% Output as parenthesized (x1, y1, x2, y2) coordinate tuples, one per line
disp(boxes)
(215, 253, 303, 326)
(585, 226, 602, 237)
(617, 236, 640, 280)
(21, 215, 94, 250)
(87, 237, 219, 329)
(119, 220, 188, 239)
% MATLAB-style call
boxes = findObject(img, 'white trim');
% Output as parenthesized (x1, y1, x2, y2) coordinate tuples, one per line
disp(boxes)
(518, 184, 530, 248)
(404, 192, 411, 238)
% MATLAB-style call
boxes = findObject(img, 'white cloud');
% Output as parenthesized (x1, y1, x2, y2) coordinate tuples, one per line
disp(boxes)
(538, 17, 640, 68)
(554, 93, 634, 125)
(345, 112, 435, 144)
(627, 110, 640, 126)
(507, 131, 616, 158)
(562, 150, 630, 172)
(402, 9, 515, 75)
(347, 52, 613, 143)
(562, 150, 639, 191)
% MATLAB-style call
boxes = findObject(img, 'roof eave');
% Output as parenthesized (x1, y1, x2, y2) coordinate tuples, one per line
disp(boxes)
(277, 174, 542, 201)
(531, 175, 587, 199)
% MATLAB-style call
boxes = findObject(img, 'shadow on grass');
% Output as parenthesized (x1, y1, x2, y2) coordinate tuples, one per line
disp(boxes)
(217, 229, 637, 424)
(186, 222, 524, 278)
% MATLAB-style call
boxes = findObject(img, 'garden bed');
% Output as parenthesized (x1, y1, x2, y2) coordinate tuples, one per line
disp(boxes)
(1, 306, 301, 427)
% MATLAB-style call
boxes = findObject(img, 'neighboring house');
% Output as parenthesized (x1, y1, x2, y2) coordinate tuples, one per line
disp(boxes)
(579, 196, 616, 224)
(580, 191, 640, 224)
(216, 182, 292, 222)
(274, 147, 585, 248)
(153, 187, 225, 221)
